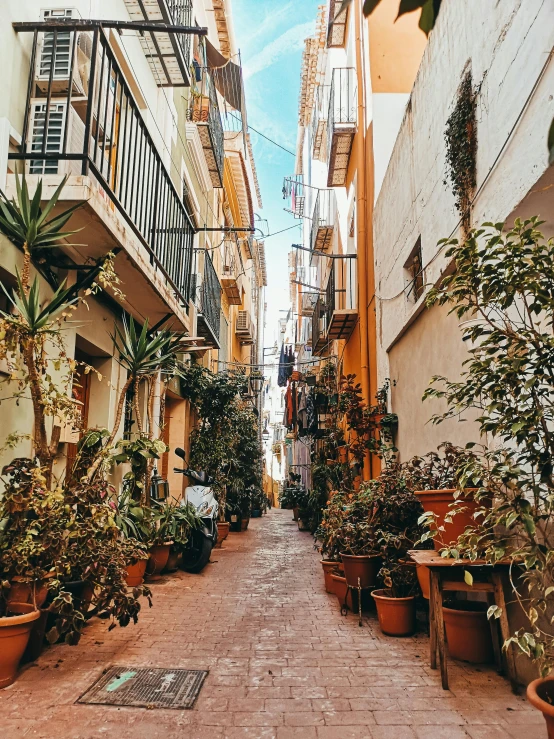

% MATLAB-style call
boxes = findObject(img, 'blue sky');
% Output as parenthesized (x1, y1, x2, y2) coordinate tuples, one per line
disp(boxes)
(232, 0, 321, 348)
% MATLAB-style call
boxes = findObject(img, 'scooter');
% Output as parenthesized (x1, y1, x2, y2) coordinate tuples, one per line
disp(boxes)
(173, 447, 219, 573)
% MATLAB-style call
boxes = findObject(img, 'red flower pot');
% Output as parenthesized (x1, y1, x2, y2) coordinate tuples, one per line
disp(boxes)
(372, 589, 416, 637)
(443, 601, 493, 663)
(416, 563, 430, 599)
(527, 676, 554, 739)
(125, 560, 147, 587)
(321, 561, 339, 593)
(341, 553, 381, 589)
(415, 489, 486, 550)
(147, 544, 171, 577)
(0, 603, 40, 689)
(216, 522, 230, 548)
(330, 573, 354, 611)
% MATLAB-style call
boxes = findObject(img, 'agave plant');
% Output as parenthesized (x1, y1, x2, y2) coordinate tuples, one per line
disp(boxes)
(0, 175, 83, 294)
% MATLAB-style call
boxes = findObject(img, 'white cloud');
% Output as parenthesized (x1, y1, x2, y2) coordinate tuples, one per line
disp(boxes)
(243, 21, 315, 80)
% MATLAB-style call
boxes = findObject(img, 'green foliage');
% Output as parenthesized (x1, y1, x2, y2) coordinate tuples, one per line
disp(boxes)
(111, 316, 178, 378)
(444, 70, 477, 226)
(113, 437, 167, 502)
(425, 216, 554, 676)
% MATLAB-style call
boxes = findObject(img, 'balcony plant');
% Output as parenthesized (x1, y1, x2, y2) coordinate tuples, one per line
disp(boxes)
(423, 218, 554, 712)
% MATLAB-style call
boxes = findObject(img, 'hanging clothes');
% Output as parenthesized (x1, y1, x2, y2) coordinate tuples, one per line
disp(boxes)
(285, 383, 293, 429)
(286, 346, 294, 379)
(306, 389, 317, 434)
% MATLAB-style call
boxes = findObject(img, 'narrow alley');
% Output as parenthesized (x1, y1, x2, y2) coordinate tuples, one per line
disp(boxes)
(1, 509, 539, 739)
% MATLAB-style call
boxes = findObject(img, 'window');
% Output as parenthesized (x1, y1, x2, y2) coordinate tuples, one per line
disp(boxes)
(405, 237, 424, 302)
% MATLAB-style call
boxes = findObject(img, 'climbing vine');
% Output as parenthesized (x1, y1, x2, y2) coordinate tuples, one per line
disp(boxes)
(444, 70, 477, 230)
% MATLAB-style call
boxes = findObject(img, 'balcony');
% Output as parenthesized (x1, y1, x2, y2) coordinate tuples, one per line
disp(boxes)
(324, 257, 358, 341)
(310, 189, 336, 254)
(311, 257, 357, 355)
(236, 310, 255, 345)
(311, 85, 329, 161)
(9, 25, 196, 328)
(327, 68, 357, 187)
(220, 237, 242, 305)
(123, 0, 194, 86)
(327, 0, 349, 48)
(188, 67, 224, 188)
(196, 253, 222, 348)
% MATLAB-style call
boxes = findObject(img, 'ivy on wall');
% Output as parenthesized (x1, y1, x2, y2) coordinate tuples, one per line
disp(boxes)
(444, 70, 478, 230)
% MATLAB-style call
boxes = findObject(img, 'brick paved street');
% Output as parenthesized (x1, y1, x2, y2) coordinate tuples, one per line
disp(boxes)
(1, 508, 541, 739)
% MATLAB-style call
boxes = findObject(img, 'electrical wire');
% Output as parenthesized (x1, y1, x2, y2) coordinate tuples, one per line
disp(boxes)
(227, 111, 296, 156)
(263, 223, 302, 239)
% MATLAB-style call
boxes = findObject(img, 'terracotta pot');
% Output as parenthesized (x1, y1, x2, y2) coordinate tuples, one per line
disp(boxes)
(372, 589, 416, 636)
(0, 603, 41, 688)
(321, 561, 339, 593)
(240, 517, 250, 531)
(292, 507, 299, 521)
(147, 544, 171, 576)
(330, 573, 354, 611)
(228, 514, 242, 532)
(7, 577, 50, 608)
(291, 371, 302, 382)
(527, 676, 554, 739)
(415, 489, 485, 550)
(216, 522, 230, 548)
(443, 601, 493, 663)
(416, 563, 430, 599)
(341, 553, 381, 589)
(125, 560, 147, 587)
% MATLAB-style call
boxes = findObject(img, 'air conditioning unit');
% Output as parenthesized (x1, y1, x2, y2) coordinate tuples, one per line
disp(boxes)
(36, 9, 92, 96)
(236, 310, 254, 344)
(27, 100, 85, 175)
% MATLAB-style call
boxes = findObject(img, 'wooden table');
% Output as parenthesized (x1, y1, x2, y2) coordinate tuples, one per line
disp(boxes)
(408, 550, 518, 692)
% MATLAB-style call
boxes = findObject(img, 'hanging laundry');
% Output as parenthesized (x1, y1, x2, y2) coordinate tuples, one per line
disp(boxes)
(277, 343, 287, 387)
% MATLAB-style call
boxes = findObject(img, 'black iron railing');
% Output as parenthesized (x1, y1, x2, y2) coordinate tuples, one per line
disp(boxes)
(311, 85, 329, 159)
(10, 26, 195, 303)
(188, 66, 224, 187)
(311, 296, 324, 351)
(310, 189, 336, 253)
(198, 252, 222, 344)
(324, 257, 357, 329)
(167, 0, 193, 71)
(327, 67, 356, 147)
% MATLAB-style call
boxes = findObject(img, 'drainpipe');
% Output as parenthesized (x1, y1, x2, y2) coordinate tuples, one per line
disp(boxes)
(354, 0, 372, 480)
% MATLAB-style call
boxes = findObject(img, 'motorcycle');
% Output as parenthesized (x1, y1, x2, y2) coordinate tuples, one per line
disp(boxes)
(173, 447, 218, 573)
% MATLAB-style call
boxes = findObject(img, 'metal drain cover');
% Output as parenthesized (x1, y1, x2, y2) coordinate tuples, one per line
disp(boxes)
(78, 666, 208, 709)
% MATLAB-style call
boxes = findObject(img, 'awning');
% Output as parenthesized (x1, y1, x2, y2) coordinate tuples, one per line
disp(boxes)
(206, 38, 244, 113)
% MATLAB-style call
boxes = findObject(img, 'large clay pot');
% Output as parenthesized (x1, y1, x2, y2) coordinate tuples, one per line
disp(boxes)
(216, 522, 230, 548)
(416, 563, 430, 599)
(292, 507, 299, 521)
(125, 560, 147, 587)
(147, 544, 171, 576)
(415, 489, 485, 550)
(372, 589, 416, 637)
(527, 676, 554, 739)
(240, 517, 250, 531)
(0, 603, 41, 688)
(321, 561, 339, 594)
(330, 573, 354, 611)
(443, 601, 493, 663)
(341, 553, 381, 589)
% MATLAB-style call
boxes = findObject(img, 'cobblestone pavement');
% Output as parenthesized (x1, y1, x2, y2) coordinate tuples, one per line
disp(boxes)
(1, 508, 542, 739)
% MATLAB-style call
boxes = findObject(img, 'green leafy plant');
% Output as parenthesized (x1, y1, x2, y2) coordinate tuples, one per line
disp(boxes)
(425, 216, 554, 676)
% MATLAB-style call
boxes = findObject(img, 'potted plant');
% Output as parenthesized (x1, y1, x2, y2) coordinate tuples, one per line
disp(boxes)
(442, 599, 494, 664)
(0, 596, 40, 689)
(422, 218, 554, 705)
(527, 677, 554, 739)
(372, 563, 418, 637)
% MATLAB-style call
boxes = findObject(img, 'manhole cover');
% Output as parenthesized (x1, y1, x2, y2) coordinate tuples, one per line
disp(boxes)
(78, 666, 208, 709)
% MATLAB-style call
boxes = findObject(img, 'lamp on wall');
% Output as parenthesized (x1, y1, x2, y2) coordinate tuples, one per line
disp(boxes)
(150, 465, 170, 502)
(249, 371, 264, 398)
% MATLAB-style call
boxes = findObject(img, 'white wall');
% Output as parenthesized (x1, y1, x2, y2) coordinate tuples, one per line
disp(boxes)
(373, 0, 554, 457)
(372, 93, 409, 200)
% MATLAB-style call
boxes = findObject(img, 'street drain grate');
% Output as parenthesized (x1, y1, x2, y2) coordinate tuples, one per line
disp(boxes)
(78, 666, 208, 709)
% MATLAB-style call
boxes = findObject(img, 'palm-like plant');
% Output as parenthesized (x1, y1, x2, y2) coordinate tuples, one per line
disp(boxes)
(0, 175, 83, 294)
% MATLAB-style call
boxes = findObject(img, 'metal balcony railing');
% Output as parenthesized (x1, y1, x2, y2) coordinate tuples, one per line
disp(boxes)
(282, 175, 305, 219)
(324, 257, 357, 341)
(310, 189, 336, 253)
(188, 66, 224, 188)
(10, 25, 195, 303)
(220, 236, 242, 305)
(327, 67, 357, 187)
(166, 0, 193, 74)
(311, 295, 326, 356)
(196, 253, 222, 348)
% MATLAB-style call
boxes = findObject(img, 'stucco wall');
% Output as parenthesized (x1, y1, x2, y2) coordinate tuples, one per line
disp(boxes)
(374, 0, 554, 455)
